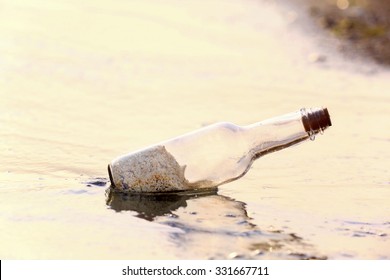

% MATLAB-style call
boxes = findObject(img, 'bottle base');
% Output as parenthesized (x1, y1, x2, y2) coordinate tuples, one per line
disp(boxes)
(107, 164, 116, 188)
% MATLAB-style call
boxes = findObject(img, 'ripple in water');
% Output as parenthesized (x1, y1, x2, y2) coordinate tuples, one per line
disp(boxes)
(106, 187, 326, 259)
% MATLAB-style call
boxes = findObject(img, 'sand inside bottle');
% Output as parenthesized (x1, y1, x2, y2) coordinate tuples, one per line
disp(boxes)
(109, 145, 213, 193)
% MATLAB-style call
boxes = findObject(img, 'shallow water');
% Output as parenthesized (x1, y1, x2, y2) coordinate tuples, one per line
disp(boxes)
(0, 0, 389, 259)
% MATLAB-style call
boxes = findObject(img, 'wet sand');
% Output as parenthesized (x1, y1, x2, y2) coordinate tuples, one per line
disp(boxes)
(0, 0, 389, 259)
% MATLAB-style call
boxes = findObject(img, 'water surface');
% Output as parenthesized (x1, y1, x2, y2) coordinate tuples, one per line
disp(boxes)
(0, 0, 389, 259)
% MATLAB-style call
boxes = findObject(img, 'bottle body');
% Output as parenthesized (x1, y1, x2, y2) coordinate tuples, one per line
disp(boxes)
(108, 107, 331, 193)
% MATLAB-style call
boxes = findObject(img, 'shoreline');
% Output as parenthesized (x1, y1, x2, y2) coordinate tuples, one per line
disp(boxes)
(289, 0, 390, 65)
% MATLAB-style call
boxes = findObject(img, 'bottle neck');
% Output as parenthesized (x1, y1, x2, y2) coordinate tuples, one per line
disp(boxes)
(243, 108, 331, 159)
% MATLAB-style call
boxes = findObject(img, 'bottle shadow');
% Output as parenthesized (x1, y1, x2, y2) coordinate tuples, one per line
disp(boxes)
(106, 187, 326, 259)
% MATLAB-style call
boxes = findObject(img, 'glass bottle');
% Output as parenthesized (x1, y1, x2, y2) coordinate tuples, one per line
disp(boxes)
(108, 107, 331, 193)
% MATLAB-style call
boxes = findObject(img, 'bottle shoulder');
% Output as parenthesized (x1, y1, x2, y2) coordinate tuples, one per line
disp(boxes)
(209, 121, 244, 133)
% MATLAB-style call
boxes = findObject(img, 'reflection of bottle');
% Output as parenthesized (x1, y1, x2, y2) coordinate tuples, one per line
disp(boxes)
(106, 188, 324, 259)
(108, 107, 331, 192)
(106, 188, 218, 221)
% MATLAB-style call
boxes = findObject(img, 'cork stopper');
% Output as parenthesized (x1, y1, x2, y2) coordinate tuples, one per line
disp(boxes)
(302, 108, 332, 134)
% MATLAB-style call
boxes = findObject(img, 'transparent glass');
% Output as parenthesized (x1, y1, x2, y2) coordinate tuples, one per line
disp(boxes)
(108, 107, 331, 192)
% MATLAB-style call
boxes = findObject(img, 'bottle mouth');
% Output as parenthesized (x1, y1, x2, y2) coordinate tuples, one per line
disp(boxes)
(301, 107, 332, 136)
